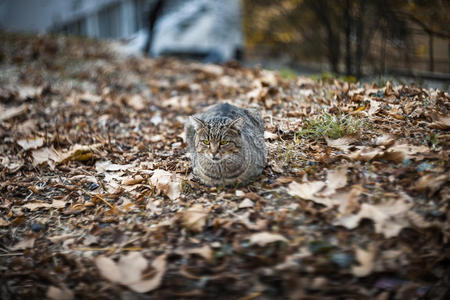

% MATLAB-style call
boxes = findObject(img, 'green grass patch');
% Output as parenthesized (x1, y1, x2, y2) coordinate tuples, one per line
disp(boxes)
(278, 68, 297, 80)
(310, 72, 357, 83)
(298, 112, 366, 140)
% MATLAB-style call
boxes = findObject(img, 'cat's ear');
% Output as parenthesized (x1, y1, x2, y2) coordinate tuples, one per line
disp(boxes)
(228, 117, 245, 131)
(191, 116, 207, 130)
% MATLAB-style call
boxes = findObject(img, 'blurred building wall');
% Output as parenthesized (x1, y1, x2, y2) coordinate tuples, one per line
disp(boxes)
(0, 0, 150, 38)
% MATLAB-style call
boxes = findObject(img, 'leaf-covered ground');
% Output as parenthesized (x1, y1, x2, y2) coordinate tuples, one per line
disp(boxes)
(0, 33, 449, 300)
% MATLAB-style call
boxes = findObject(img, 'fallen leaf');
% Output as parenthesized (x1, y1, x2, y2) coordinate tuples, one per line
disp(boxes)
(0, 104, 27, 121)
(248, 232, 288, 246)
(326, 136, 358, 153)
(95, 253, 166, 293)
(264, 131, 278, 140)
(127, 254, 167, 293)
(368, 100, 382, 116)
(383, 142, 430, 163)
(182, 204, 208, 232)
(11, 237, 35, 250)
(414, 174, 448, 194)
(23, 200, 66, 211)
(187, 245, 213, 261)
(334, 198, 414, 238)
(428, 114, 450, 130)
(287, 181, 326, 200)
(46, 286, 74, 300)
(125, 94, 146, 110)
(320, 166, 348, 196)
(347, 146, 383, 161)
(95, 256, 123, 283)
(31, 147, 62, 169)
(17, 137, 44, 150)
(79, 92, 102, 103)
(0, 217, 8, 227)
(150, 169, 182, 200)
(47, 234, 77, 244)
(60, 144, 102, 163)
(239, 198, 254, 209)
(373, 134, 395, 147)
(121, 175, 144, 185)
(352, 245, 376, 277)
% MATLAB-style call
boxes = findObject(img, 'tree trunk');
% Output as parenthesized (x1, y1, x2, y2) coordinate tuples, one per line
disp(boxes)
(380, 27, 386, 75)
(344, 0, 352, 76)
(309, 0, 340, 74)
(428, 32, 434, 72)
(448, 42, 450, 73)
(355, 0, 365, 79)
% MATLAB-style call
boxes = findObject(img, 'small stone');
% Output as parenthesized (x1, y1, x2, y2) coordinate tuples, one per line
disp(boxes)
(31, 222, 45, 233)
(416, 162, 434, 172)
(331, 252, 354, 268)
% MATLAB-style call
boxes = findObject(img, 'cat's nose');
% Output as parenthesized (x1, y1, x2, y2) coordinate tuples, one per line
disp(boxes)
(212, 154, 219, 160)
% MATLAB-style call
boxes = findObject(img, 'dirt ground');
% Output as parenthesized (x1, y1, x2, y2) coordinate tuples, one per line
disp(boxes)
(0, 33, 449, 299)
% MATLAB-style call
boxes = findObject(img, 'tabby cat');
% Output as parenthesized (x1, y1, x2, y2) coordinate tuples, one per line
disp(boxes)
(185, 103, 266, 186)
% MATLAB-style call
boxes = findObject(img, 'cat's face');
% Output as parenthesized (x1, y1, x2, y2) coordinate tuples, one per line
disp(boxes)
(192, 117, 244, 161)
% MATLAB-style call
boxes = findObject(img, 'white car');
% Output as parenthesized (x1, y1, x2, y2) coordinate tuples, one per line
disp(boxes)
(150, 0, 243, 62)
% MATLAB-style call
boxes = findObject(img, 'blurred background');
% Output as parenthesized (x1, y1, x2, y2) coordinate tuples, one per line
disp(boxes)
(1, 0, 449, 87)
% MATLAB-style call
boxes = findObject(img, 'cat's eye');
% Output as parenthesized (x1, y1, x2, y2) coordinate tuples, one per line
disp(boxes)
(202, 140, 210, 145)
(220, 140, 228, 145)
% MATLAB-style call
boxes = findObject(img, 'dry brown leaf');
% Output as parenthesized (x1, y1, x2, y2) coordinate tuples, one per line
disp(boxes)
(320, 166, 348, 196)
(46, 286, 74, 300)
(17, 137, 44, 150)
(347, 146, 383, 161)
(96, 253, 166, 293)
(187, 245, 213, 261)
(182, 204, 208, 232)
(23, 200, 66, 211)
(334, 199, 414, 238)
(162, 95, 189, 109)
(150, 169, 182, 200)
(0, 156, 24, 173)
(31, 147, 61, 169)
(0, 217, 8, 227)
(373, 134, 395, 147)
(239, 198, 254, 209)
(287, 179, 341, 207)
(127, 254, 167, 293)
(264, 131, 278, 140)
(95, 256, 123, 283)
(428, 114, 450, 130)
(326, 136, 358, 153)
(192, 63, 223, 76)
(415, 174, 448, 194)
(78, 92, 102, 103)
(95, 160, 134, 172)
(368, 100, 382, 116)
(248, 232, 288, 246)
(47, 234, 77, 244)
(287, 181, 325, 200)
(337, 186, 364, 214)
(11, 237, 35, 250)
(352, 245, 376, 277)
(383, 142, 430, 163)
(0, 104, 27, 121)
(60, 143, 102, 163)
(121, 175, 144, 185)
(125, 94, 146, 110)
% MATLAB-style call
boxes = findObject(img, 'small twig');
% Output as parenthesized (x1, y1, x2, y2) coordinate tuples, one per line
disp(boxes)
(72, 247, 142, 252)
(92, 193, 114, 209)
(0, 252, 24, 257)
